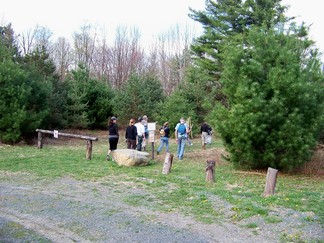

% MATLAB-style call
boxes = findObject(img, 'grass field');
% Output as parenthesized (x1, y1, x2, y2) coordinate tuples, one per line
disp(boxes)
(1, 130, 323, 232)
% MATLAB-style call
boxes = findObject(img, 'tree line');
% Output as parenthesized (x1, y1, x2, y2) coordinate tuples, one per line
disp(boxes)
(1, 0, 323, 172)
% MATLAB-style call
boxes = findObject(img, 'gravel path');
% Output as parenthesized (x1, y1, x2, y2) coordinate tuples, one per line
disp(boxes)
(0, 171, 322, 242)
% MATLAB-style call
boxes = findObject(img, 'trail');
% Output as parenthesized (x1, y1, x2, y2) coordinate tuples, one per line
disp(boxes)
(0, 172, 274, 243)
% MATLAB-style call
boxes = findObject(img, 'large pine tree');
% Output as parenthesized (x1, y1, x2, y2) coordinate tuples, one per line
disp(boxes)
(189, 1, 324, 171)
(0, 25, 52, 142)
(189, 0, 288, 79)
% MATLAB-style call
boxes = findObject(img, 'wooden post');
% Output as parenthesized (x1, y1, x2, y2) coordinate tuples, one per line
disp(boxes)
(86, 140, 92, 160)
(151, 142, 154, 159)
(263, 167, 279, 197)
(35, 129, 98, 160)
(37, 131, 43, 149)
(162, 153, 173, 174)
(205, 160, 216, 182)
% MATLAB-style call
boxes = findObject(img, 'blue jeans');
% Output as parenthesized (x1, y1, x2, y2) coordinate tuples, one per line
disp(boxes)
(157, 137, 169, 153)
(177, 136, 187, 159)
(137, 136, 143, 151)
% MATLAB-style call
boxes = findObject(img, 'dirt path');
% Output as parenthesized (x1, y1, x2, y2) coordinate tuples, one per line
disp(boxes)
(0, 171, 279, 243)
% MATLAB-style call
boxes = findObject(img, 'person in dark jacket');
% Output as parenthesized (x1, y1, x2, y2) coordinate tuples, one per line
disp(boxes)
(107, 116, 119, 160)
(156, 122, 170, 155)
(125, 118, 137, 149)
(200, 121, 212, 150)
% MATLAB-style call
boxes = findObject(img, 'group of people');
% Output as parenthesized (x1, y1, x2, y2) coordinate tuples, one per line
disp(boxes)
(106, 115, 149, 160)
(106, 115, 212, 161)
(156, 118, 212, 160)
(124, 116, 149, 151)
(156, 117, 190, 160)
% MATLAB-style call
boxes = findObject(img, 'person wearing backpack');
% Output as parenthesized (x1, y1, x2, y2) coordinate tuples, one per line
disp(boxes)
(157, 122, 170, 155)
(175, 117, 189, 160)
(201, 121, 212, 150)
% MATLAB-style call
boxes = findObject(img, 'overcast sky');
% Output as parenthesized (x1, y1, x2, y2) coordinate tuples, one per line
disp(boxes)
(1, 0, 323, 62)
(0, 0, 205, 43)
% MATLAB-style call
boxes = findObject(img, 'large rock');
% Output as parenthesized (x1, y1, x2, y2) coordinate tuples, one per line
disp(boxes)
(111, 149, 150, 167)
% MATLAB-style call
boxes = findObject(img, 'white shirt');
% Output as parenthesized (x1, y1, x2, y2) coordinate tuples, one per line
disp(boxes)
(135, 122, 145, 137)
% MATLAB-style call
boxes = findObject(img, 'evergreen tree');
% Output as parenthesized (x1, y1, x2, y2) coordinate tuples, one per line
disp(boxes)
(20, 47, 58, 133)
(213, 25, 324, 171)
(188, 0, 289, 110)
(64, 65, 114, 129)
(0, 25, 52, 143)
(0, 60, 30, 143)
(65, 65, 91, 129)
(189, 0, 288, 78)
(84, 78, 114, 129)
(0, 24, 20, 61)
(154, 89, 197, 133)
(112, 74, 165, 124)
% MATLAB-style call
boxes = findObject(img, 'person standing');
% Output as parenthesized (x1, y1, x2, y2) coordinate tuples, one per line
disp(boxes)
(200, 121, 211, 150)
(156, 122, 170, 155)
(135, 117, 146, 151)
(142, 115, 149, 151)
(175, 117, 189, 160)
(107, 116, 119, 160)
(125, 118, 137, 149)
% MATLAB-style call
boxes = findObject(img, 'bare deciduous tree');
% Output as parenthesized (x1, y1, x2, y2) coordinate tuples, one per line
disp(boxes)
(154, 23, 196, 94)
(48, 22, 199, 93)
(73, 23, 96, 70)
(18, 25, 52, 55)
(109, 26, 144, 88)
(52, 37, 72, 80)
(91, 34, 110, 83)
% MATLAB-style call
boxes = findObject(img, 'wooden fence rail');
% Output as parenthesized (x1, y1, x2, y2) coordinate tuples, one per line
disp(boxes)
(36, 129, 98, 160)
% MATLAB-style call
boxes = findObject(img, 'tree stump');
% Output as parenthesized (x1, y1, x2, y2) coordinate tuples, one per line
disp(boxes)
(86, 140, 93, 160)
(263, 167, 278, 197)
(162, 153, 173, 174)
(37, 131, 43, 149)
(205, 160, 216, 182)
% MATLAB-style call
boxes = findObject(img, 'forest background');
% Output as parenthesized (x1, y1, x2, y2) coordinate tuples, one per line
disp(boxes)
(1, 0, 323, 172)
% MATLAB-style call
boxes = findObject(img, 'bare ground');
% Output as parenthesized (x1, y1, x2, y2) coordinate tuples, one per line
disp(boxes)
(1, 168, 323, 242)
(0, 171, 271, 243)
(0, 133, 323, 242)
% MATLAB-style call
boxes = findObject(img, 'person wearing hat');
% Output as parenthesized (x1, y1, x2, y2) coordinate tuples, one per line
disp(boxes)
(107, 116, 119, 160)
(134, 117, 146, 151)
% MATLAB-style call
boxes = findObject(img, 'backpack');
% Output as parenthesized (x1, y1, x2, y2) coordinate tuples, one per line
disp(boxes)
(159, 127, 165, 136)
(178, 123, 186, 135)
(207, 127, 212, 135)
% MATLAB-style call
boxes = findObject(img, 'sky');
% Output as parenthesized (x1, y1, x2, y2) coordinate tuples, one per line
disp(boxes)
(0, 0, 205, 44)
(1, 0, 323, 62)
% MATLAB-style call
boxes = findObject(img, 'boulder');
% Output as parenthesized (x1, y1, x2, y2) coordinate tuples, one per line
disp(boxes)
(111, 149, 150, 167)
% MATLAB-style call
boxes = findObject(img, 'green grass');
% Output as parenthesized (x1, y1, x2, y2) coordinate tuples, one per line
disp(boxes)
(0, 136, 323, 226)
(0, 221, 51, 242)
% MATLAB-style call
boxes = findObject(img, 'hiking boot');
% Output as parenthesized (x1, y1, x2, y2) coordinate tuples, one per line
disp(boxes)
(157, 151, 160, 155)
